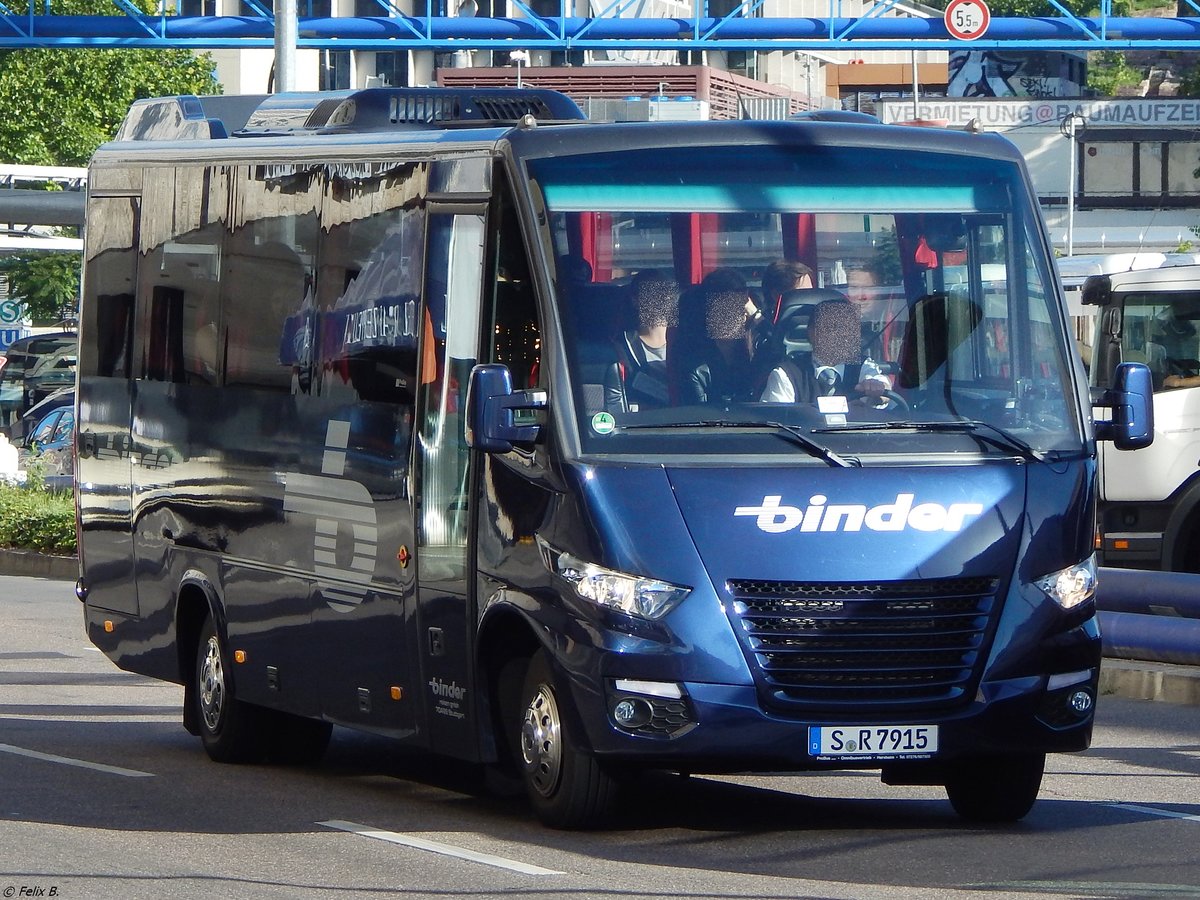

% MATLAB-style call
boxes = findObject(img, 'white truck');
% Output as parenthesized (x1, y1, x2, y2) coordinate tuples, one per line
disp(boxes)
(1085, 263, 1200, 571)
(1058, 252, 1200, 372)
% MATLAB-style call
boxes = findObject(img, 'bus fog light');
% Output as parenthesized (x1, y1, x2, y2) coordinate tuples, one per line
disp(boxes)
(612, 698, 653, 729)
(1069, 690, 1093, 714)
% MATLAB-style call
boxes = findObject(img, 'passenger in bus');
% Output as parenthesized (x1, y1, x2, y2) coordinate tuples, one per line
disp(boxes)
(684, 282, 757, 405)
(759, 298, 890, 404)
(845, 264, 890, 355)
(760, 260, 815, 325)
(604, 272, 679, 413)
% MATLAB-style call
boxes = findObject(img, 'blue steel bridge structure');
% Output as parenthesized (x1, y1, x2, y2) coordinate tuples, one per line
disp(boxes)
(1, 1, 1199, 52)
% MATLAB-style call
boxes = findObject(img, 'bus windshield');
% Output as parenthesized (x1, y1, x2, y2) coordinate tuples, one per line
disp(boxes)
(526, 142, 1082, 461)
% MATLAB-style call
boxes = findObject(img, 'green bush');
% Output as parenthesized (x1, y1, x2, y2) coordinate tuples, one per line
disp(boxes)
(0, 478, 76, 555)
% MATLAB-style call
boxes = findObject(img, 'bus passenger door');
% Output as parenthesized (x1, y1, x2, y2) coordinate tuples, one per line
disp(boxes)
(76, 196, 139, 617)
(414, 210, 484, 760)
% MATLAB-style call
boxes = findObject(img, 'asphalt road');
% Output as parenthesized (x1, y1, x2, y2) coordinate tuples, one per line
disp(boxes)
(2, 574, 1200, 900)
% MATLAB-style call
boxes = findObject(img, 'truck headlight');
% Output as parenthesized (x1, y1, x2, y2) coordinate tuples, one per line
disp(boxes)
(1035, 555, 1098, 610)
(538, 537, 691, 620)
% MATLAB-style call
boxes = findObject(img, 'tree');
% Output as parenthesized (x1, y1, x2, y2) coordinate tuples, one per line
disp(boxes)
(0, 248, 80, 325)
(1088, 49, 1143, 96)
(0, 0, 219, 322)
(925, 0, 1126, 14)
(0, 0, 220, 167)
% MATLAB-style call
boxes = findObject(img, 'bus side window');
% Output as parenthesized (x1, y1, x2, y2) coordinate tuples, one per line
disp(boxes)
(223, 240, 309, 392)
(139, 168, 222, 386)
(317, 204, 424, 409)
(489, 186, 540, 389)
(80, 197, 137, 380)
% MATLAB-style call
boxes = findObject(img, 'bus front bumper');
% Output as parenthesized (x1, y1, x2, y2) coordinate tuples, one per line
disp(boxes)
(574, 668, 1099, 771)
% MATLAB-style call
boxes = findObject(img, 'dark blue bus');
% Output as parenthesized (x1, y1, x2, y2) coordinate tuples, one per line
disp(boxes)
(75, 88, 1152, 827)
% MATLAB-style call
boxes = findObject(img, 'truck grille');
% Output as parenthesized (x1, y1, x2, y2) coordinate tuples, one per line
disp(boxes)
(726, 577, 1001, 713)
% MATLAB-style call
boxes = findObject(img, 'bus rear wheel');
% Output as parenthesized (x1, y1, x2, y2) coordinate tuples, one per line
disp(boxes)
(945, 752, 1045, 823)
(511, 650, 619, 828)
(194, 617, 271, 763)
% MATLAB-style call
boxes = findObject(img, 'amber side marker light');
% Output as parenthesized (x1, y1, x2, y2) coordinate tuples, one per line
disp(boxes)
(390, 686, 403, 701)
(103, 620, 114, 633)
(234, 650, 247, 663)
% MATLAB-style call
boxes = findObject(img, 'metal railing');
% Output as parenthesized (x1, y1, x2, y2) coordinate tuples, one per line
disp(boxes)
(1096, 567, 1200, 667)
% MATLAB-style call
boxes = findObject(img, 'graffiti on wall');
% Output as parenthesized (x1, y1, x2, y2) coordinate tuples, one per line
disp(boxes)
(949, 50, 1084, 98)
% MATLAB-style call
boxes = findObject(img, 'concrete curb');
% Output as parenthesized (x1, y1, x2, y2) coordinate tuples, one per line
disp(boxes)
(1099, 658, 1200, 706)
(0, 548, 77, 580)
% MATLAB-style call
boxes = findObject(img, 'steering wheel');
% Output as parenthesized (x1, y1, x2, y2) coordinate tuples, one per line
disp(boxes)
(856, 389, 910, 413)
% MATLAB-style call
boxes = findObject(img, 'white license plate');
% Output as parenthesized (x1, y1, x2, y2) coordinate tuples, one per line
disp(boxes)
(808, 724, 938, 759)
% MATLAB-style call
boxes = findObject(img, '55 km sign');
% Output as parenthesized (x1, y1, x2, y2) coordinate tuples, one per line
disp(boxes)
(945, 0, 990, 41)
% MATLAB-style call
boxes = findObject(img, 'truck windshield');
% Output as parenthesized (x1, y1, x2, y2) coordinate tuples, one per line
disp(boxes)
(527, 141, 1083, 461)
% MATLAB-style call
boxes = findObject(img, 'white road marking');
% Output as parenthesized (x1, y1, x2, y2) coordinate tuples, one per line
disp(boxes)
(0, 742, 154, 777)
(320, 820, 564, 876)
(1110, 802, 1200, 823)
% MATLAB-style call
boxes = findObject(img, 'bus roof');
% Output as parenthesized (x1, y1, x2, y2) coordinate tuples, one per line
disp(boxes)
(110, 87, 588, 144)
(97, 88, 1024, 167)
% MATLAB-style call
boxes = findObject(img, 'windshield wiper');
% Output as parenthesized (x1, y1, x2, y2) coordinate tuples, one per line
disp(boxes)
(815, 419, 1049, 462)
(620, 420, 857, 468)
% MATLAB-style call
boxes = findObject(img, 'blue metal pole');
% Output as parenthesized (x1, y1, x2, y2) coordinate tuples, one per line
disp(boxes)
(1099, 610, 1200, 666)
(1096, 567, 1200, 620)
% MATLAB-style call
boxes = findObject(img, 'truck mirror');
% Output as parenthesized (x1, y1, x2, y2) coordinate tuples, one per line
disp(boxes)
(1093, 361, 1153, 450)
(1081, 274, 1112, 306)
(465, 363, 547, 453)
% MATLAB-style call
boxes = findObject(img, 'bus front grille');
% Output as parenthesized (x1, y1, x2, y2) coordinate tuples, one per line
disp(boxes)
(725, 577, 1001, 713)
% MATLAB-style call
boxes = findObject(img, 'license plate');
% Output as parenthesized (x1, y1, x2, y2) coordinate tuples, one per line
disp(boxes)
(808, 724, 938, 759)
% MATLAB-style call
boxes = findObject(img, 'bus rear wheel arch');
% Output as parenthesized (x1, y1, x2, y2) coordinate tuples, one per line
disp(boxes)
(190, 614, 332, 766)
(192, 616, 272, 763)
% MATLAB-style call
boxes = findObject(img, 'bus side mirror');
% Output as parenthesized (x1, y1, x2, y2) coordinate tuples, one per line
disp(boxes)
(465, 363, 547, 453)
(1093, 362, 1153, 450)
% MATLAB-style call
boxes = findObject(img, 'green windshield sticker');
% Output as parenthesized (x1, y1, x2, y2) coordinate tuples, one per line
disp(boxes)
(591, 412, 616, 435)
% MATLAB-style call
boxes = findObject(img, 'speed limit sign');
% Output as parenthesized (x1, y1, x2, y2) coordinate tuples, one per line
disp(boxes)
(944, 0, 990, 40)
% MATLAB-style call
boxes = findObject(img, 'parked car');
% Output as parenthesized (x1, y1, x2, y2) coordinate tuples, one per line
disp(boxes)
(0, 331, 76, 426)
(24, 347, 77, 408)
(20, 404, 75, 489)
(10, 387, 73, 445)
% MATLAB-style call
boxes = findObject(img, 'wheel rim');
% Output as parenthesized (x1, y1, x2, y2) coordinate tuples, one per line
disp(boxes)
(520, 684, 562, 798)
(199, 635, 225, 732)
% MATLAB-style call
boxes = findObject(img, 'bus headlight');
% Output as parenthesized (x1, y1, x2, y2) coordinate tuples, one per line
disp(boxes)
(538, 538, 691, 620)
(1035, 555, 1098, 610)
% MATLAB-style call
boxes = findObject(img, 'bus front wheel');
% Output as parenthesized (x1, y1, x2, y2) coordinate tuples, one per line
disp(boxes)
(511, 650, 619, 828)
(194, 617, 270, 764)
(945, 752, 1045, 822)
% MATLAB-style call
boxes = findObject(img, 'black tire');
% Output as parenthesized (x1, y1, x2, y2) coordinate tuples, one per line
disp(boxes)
(945, 752, 1045, 823)
(509, 649, 619, 828)
(193, 617, 271, 763)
